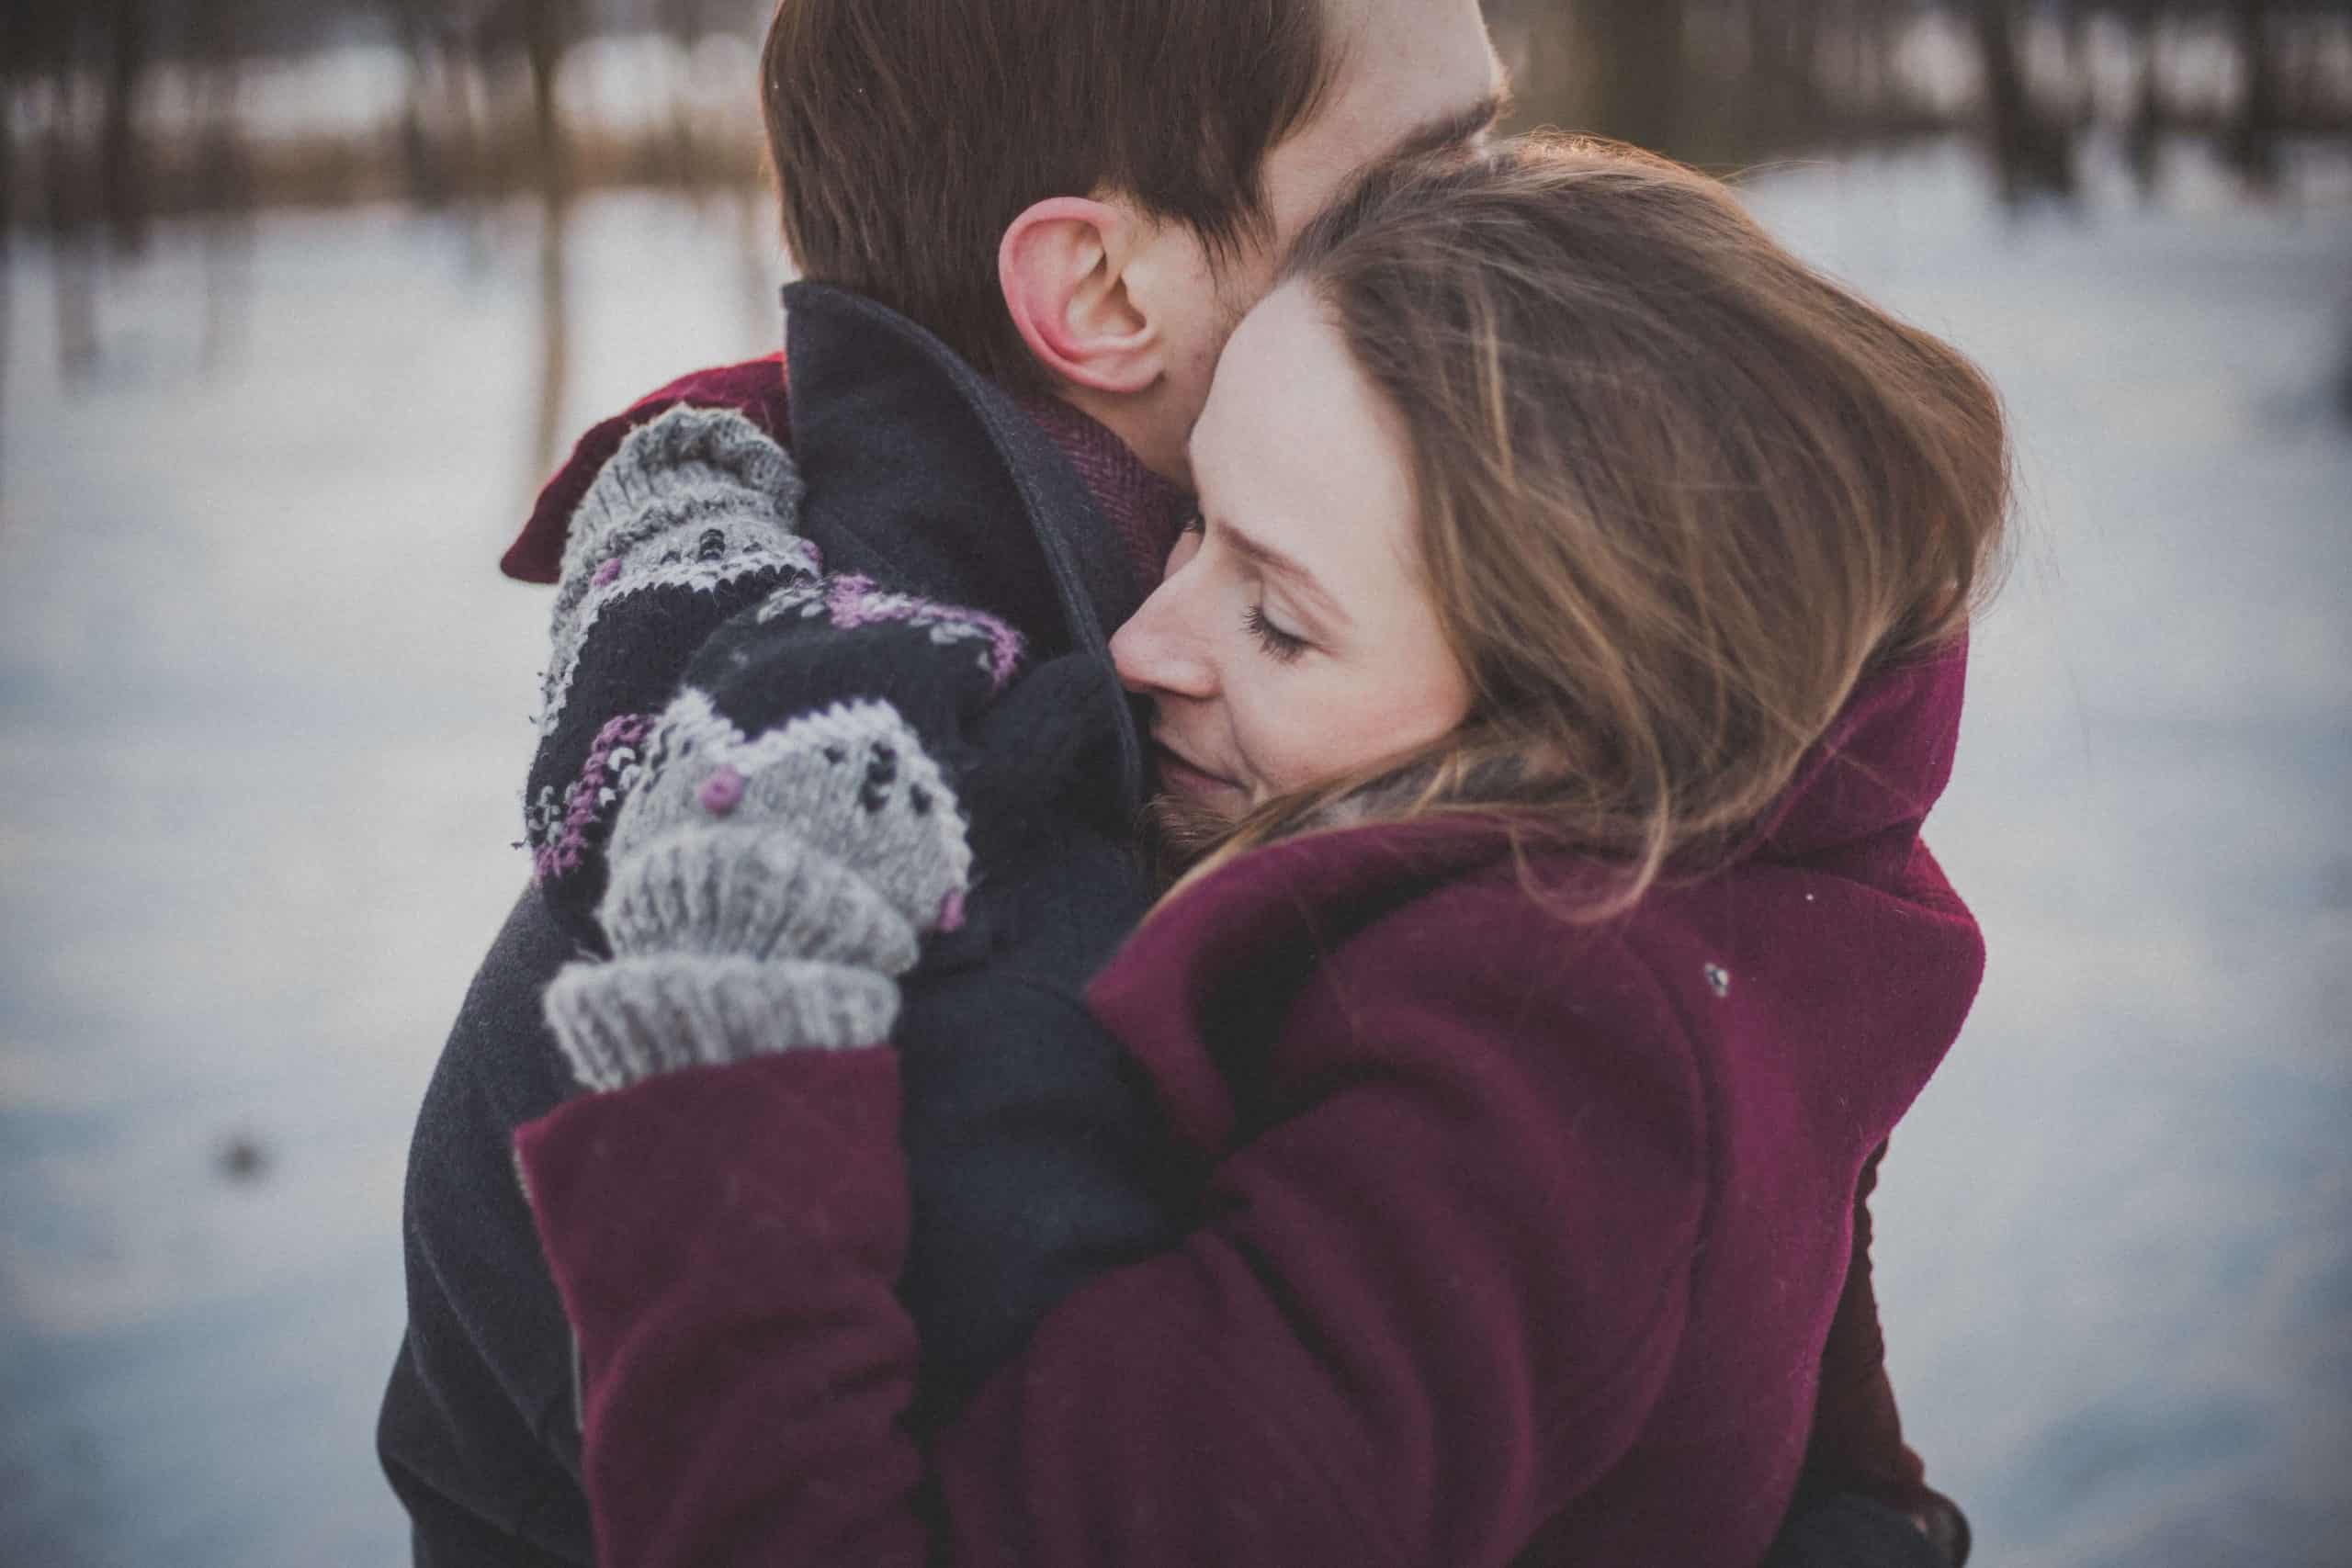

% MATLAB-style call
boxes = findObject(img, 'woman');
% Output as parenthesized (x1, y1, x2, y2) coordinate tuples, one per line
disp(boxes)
(517, 136, 2007, 1566)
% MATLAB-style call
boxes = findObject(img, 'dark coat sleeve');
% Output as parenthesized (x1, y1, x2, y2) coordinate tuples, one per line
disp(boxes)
(1801, 1144, 1928, 1497)
(381, 359, 795, 1563)
(376, 889, 594, 1567)
(1767, 1144, 1973, 1567)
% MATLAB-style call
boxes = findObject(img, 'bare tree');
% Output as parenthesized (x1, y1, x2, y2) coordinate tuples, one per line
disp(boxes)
(1976, 0, 2076, 203)
(191, 0, 256, 371)
(658, 0, 709, 196)
(2121, 0, 2169, 197)
(506, 0, 577, 480)
(1, 6, 23, 482)
(36, 11, 103, 382)
(389, 0, 459, 208)
(1585, 0, 1690, 152)
(1747, 0, 1825, 143)
(97, 0, 153, 256)
(2224, 0, 2282, 188)
(0, 7, 20, 243)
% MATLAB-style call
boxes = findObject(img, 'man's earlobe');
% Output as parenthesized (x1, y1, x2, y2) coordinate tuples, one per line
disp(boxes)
(1000, 197, 1165, 396)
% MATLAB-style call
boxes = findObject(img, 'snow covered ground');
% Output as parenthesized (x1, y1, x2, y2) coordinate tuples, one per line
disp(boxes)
(2, 141, 2347, 1566)
(1737, 140, 2352, 1568)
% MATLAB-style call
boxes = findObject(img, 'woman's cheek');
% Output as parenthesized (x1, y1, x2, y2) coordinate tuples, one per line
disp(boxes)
(1236, 676, 1354, 799)
(1224, 680, 1294, 801)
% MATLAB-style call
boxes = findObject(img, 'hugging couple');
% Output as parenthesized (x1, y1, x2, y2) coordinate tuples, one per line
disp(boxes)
(379, 2, 2006, 1565)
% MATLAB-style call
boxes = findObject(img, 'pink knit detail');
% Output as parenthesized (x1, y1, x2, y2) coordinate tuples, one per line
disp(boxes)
(593, 558, 623, 588)
(535, 713, 656, 884)
(823, 574, 1026, 690)
(936, 888, 967, 933)
(698, 766, 745, 816)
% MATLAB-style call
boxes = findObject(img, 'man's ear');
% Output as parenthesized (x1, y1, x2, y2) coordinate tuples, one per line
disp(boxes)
(999, 197, 1165, 396)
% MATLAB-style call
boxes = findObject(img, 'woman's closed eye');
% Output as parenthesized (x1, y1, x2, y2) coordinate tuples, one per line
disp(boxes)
(1177, 506, 1315, 661)
(1243, 604, 1310, 662)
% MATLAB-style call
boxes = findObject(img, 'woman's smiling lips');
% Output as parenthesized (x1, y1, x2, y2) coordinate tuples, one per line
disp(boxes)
(1152, 740, 1245, 801)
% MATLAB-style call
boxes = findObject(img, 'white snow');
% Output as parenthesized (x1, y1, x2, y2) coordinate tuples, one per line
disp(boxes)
(1735, 137, 2352, 1568)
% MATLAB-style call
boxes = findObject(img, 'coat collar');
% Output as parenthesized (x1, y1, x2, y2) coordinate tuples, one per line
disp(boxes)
(1737, 638, 1970, 865)
(1090, 642, 1974, 1153)
(1097, 640, 1973, 1038)
(781, 281, 1148, 815)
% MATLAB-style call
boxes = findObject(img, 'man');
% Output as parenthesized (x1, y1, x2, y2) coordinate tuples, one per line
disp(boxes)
(380, 4, 1509, 1562)
(379, 2, 1963, 1562)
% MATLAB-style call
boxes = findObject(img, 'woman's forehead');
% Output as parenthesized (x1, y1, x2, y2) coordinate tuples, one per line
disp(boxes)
(1194, 288, 1420, 593)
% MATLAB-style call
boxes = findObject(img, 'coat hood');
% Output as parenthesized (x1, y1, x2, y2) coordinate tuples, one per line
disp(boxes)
(1094, 639, 1982, 1159)
(1738, 640, 1970, 872)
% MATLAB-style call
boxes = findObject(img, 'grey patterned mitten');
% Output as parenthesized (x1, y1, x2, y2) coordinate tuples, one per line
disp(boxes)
(538, 404, 816, 749)
(543, 696, 973, 1092)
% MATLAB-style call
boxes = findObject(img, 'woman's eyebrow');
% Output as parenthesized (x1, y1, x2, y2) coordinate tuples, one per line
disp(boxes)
(1217, 518, 1352, 631)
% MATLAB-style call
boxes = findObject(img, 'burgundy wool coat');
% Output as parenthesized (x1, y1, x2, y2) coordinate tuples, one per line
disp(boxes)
(515, 642, 1982, 1568)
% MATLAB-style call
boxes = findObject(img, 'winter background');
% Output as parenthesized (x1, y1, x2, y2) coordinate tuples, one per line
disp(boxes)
(3, 5, 2349, 1565)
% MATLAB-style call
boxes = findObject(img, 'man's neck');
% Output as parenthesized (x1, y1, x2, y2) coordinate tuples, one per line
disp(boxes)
(1015, 394, 1193, 594)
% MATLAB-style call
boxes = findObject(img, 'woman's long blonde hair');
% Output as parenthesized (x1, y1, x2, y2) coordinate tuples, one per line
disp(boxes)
(1159, 135, 2010, 916)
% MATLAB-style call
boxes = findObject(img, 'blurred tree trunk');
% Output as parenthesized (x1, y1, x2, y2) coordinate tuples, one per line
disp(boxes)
(1976, 0, 2075, 203)
(1492, 0, 1690, 152)
(1852, 0, 1899, 123)
(390, 0, 455, 207)
(2056, 0, 2095, 124)
(47, 66, 102, 381)
(1, 10, 18, 245)
(522, 0, 570, 206)
(2224, 0, 2280, 189)
(192, 0, 254, 372)
(2123, 2, 2166, 197)
(1748, 0, 1822, 143)
(1584, 0, 1688, 153)
(661, 0, 708, 196)
(98, 0, 152, 256)
(519, 0, 575, 479)
(0, 10, 19, 484)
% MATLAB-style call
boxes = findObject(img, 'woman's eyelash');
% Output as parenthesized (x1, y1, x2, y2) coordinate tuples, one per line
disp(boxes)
(1187, 510, 1306, 660)
(1243, 604, 1309, 661)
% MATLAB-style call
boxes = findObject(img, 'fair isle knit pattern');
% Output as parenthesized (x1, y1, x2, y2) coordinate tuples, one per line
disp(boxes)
(525, 405, 821, 919)
(533, 712, 655, 886)
(759, 576, 1026, 692)
(522, 405, 1023, 1087)
(541, 404, 816, 736)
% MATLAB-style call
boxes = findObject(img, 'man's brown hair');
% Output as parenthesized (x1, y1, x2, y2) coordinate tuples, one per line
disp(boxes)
(760, 0, 1337, 392)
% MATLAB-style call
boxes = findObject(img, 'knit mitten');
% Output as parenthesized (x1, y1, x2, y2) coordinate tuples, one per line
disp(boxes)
(544, 404, 814, 727)
(544, 697, 973, 1092)
(526, 406, 819, 926)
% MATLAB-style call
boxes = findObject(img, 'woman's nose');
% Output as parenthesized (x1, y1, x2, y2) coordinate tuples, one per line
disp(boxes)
(1111, 577, 1216, 700)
